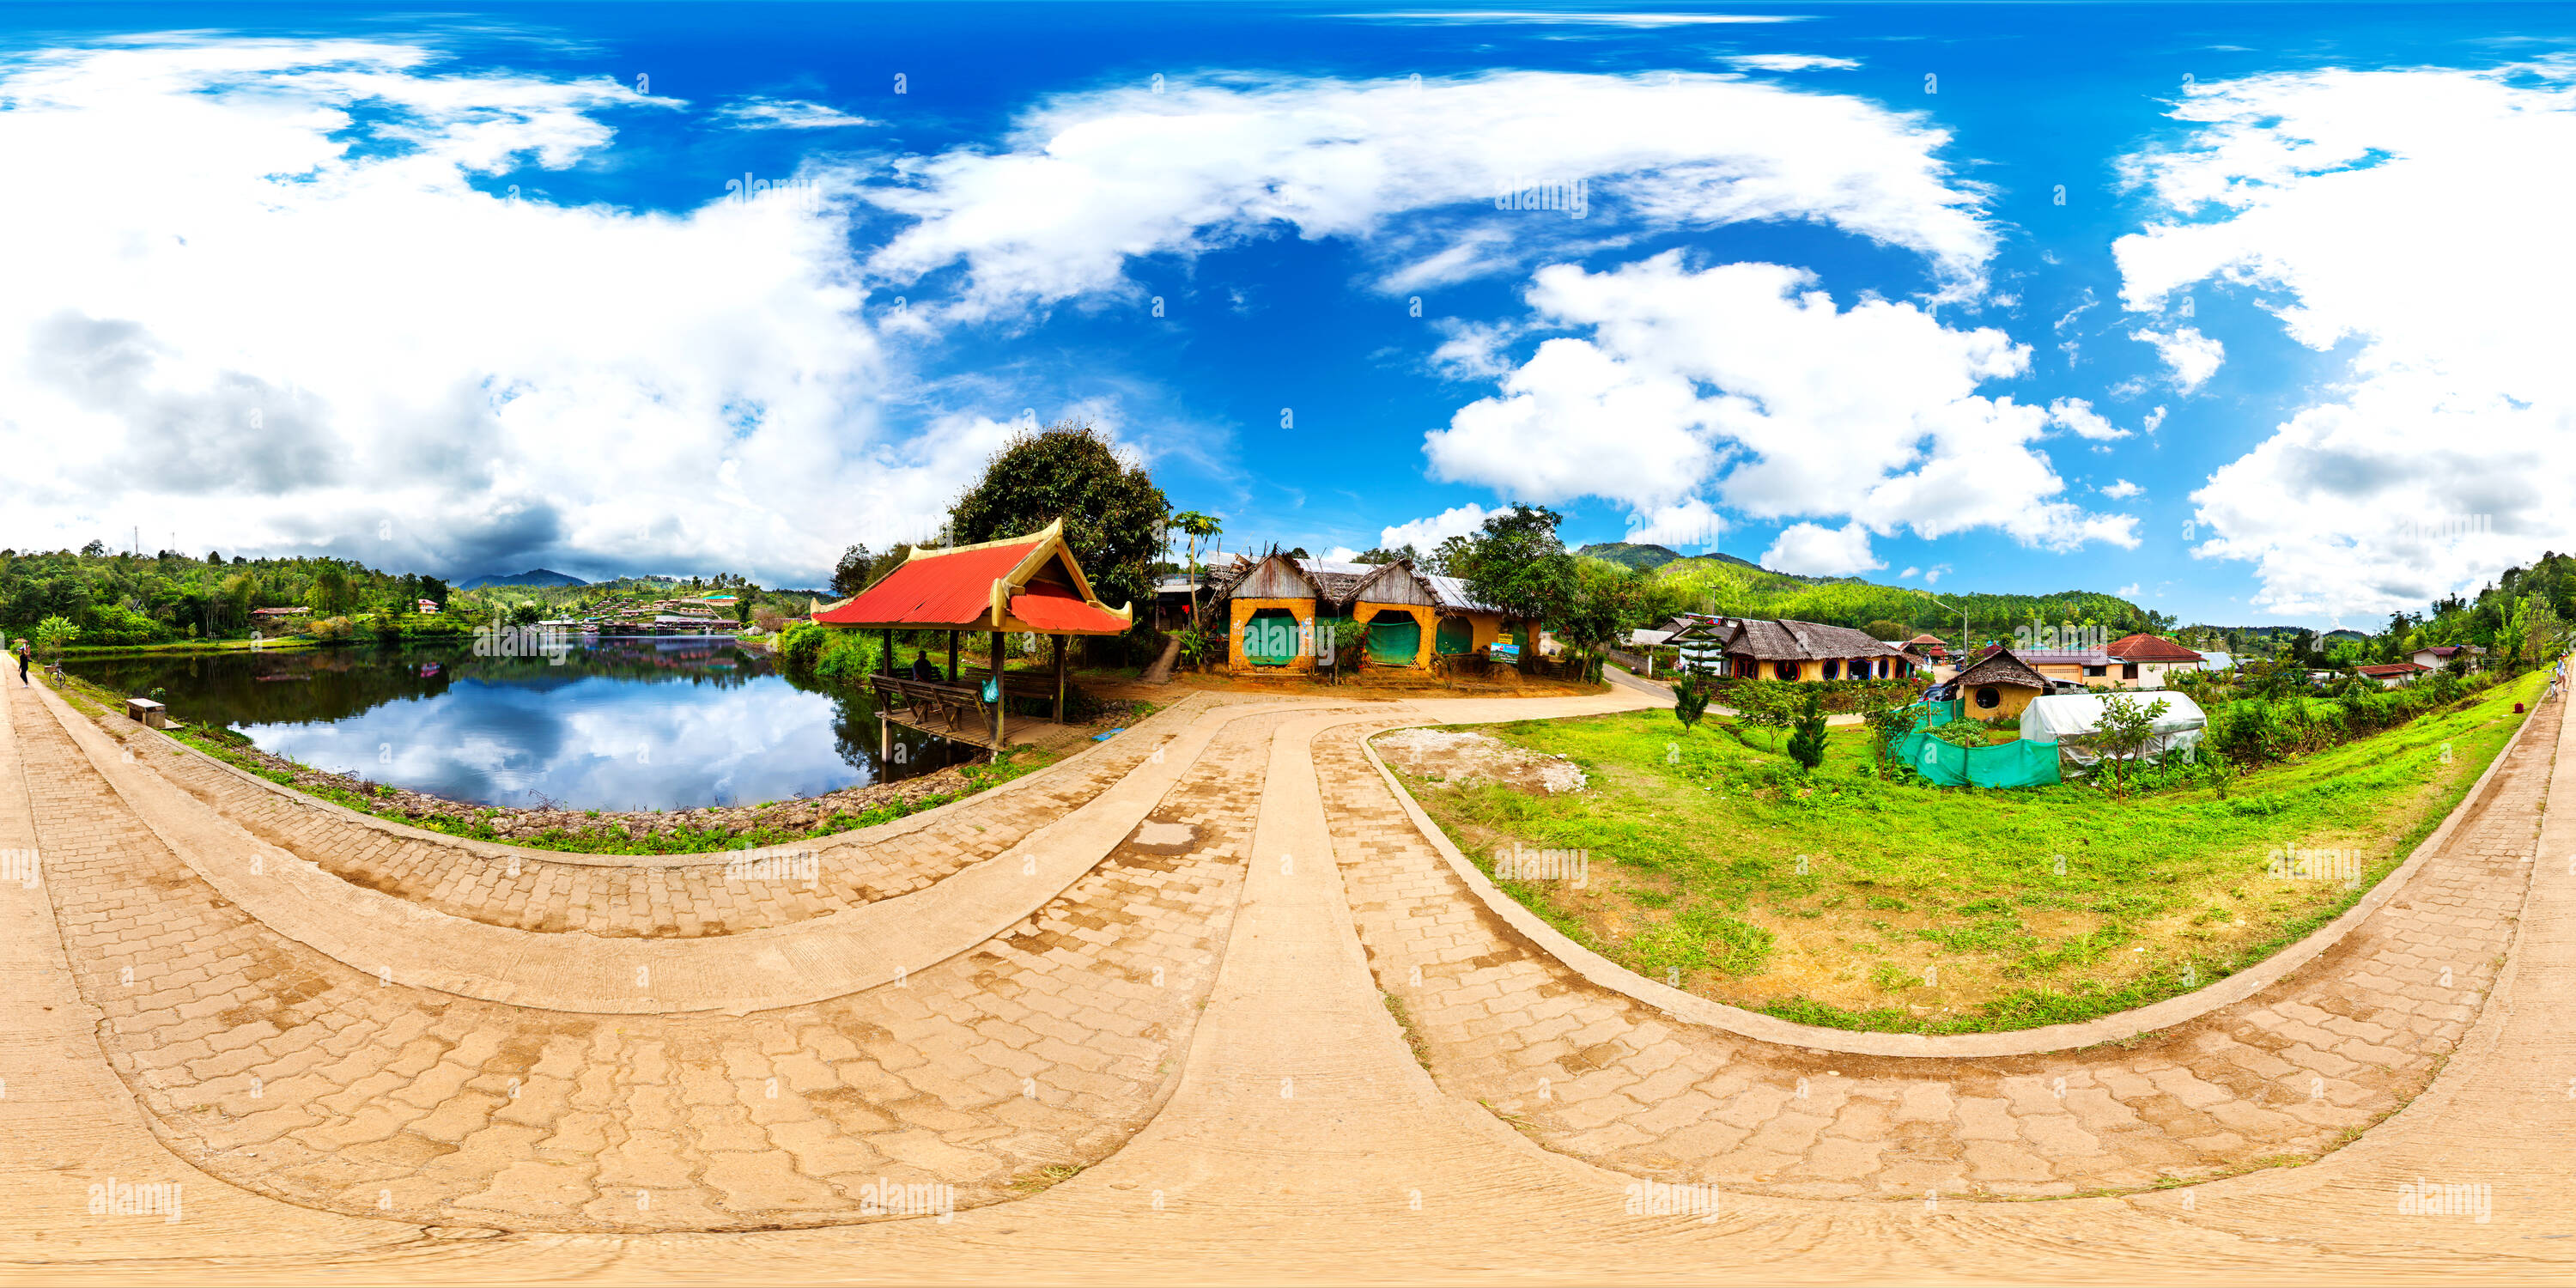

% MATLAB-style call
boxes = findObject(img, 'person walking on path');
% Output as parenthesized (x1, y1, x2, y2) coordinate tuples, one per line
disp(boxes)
(15, 641, 30, 686)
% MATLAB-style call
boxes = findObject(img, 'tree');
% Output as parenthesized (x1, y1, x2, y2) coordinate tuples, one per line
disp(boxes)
(1353, 544, 1418, 566)
(1863, 619, 1907, 642)
(313, 563, 351, 616)
(736, 586, 759, 628)
(1734, 685, 1793, 752)
(1673, 673, 1712, 730)
(1439, 503, 1578, 642)
(1558, 560, 1647, 682)
(81, 539, 107, 557)
(1785, 689, 1829, 769)
(1172, 510, 1224, 611)
(831, 544, 876, 599)
(945, 420, 1169, 631)
(2081, 693, 2171, 798)
(32, 615, 80, 658)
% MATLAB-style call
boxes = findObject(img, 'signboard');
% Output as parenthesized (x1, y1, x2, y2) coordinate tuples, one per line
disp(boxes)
(1491, 641, 1521, 662)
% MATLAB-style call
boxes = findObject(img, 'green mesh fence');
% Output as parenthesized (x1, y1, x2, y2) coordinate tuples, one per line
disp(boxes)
(1883, 700, 2060, 788)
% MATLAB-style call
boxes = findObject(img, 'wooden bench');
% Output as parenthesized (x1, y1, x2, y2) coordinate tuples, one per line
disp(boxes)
(866, 675, 992, 735)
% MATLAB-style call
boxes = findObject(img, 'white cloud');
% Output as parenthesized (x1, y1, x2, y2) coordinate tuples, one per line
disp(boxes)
(1723, 54, 1860, 71)
(1762, 521, 1881, 576)
(1624, 497, 1728, 548)
(2046, 397, 2130, 440)
(1899, 565, 1921, 579)
(1424, 252, 2137, 553)
(1922, 562, 1951, 585)
(864, 70, 1996, 319)
(2130, 325, 2224, 393)
(2115, 64, 2576, 614)
(2100, 478, 2144, 500)
(0, 39, 926, 586)
(713, 97, 873, 129)
(2142, 405, 2167, 434)
(2117, 583, 2142, 598)
(1378, 503, 1495, 552)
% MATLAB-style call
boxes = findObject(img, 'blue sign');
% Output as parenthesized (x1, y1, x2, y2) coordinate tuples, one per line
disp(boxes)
(981, 677, 999, 702)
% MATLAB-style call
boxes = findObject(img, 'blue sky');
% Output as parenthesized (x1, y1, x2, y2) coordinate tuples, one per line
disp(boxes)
(4, 3, 2572, 629)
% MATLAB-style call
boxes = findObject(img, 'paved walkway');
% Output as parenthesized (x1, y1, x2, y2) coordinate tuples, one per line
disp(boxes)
(1, 675, 2569, 1283)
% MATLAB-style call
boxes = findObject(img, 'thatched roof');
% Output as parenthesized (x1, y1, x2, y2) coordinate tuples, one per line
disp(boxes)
(1714, 617, 1909, 661)
(1952, 647, 2050, 691)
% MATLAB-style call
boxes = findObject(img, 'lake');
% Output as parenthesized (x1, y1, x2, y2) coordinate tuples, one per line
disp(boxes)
(64, 636, 970, 811)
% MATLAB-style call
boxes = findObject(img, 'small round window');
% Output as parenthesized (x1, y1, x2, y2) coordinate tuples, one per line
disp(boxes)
(1975, 685, 2001, 709)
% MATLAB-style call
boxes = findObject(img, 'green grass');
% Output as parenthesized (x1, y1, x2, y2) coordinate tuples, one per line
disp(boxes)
(1388, 670, 2543, 1035)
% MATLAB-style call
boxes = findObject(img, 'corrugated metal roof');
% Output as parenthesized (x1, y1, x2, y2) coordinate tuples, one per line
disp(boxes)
(1424, 573, 1501, 613)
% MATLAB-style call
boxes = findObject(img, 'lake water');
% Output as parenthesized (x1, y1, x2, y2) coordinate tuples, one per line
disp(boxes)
(65, 636, 972, 811)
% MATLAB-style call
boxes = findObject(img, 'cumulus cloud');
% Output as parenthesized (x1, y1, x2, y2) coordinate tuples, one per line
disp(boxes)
(1378, 503, 1496, 552)
(1762, 521, 1880, 576)
(0, 39, 931, 586)
(2130, 325, 2224, 393)
(1423, 252, 2137, 552)
(862, 70, 1996, 319)
(713, 96, 873, 129)
(1624, 497, 1728, 548)
(2100, 478, 2144, 500)
(2114, 64, 2576, 614)
(2047, 397, 2131, 440)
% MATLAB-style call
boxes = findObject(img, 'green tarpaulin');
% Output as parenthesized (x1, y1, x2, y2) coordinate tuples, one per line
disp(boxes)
(1435, 616, 1473, 655)
(1243, 611, 1298, 665)
(1367, 612, 1420, 664)
(1883, 700, 2060, 788)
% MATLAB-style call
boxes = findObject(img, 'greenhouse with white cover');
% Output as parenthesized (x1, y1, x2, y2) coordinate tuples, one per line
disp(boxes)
(2020, 691, 2209, 766)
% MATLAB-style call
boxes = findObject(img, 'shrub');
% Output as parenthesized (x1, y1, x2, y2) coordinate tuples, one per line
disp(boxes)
(1785, 689, 1828, 769)
(1673, 675, 1712, 730)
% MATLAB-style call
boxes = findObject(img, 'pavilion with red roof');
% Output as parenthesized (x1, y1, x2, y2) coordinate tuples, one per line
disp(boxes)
(810, 519, 1132, 747)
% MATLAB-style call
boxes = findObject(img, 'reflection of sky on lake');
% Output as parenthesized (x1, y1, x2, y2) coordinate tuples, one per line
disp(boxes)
(243, 673, 861, 811)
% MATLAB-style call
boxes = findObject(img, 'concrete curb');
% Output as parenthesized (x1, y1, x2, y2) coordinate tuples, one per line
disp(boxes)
(1358, 684, 2553, 1058)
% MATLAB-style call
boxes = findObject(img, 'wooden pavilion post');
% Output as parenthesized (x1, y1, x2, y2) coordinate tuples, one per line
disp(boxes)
(1052, 634, 1066, 723)
(947, 630, 959, 683)
(990, 629, 1005, 747)
(881, 629, 894, 676)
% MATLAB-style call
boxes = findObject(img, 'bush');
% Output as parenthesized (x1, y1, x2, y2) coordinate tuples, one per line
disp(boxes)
(1785, 690, 1828, 769)
(1673, 675, 1712, 730)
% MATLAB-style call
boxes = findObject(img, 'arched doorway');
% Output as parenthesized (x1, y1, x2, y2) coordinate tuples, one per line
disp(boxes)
(1243, 608, 1300, 666)
(1366, 609, 1421, 665)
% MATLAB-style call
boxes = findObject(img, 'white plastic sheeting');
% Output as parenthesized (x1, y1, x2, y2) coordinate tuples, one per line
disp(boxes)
(2020, 691, 2208, 765)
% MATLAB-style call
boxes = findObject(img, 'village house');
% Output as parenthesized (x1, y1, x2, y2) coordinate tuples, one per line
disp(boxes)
(2358, 661, 2431, 689)
(1948, 647, 2052, 720)
(2104, 633, 2208, 690)
(2412, 644, 2485, 671)
(1675, 617, 1917, 681)
(1212, 553, 1510, 673)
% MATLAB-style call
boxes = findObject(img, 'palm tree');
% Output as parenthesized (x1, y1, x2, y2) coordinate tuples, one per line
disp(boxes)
(1173, 510, 1224, 605)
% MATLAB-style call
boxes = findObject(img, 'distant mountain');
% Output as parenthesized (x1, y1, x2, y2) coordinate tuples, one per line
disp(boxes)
(461, 568, 586, 590)
(1575, 543, 1770, 574)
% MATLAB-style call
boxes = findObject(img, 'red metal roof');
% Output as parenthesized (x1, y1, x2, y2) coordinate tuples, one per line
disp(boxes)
(1009, 584, 1127, 634)
(2105, 632, 2206, 663)
(812, 538, 1040, 629)
(2358, 662, 2429, 676)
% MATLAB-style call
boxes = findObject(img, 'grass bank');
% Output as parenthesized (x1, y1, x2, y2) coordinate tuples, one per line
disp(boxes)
(1384, 670, 2545, 1036)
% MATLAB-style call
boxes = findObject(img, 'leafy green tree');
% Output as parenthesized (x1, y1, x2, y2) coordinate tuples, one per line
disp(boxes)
(32, 615, 80, 658)
(1733, 685, 1793, 752)
(1785, 688, 1829, 769)
(830, 544, 876, 598)
(946, 420, 1169, 630)
(1438, 503, 1577, 644)
(1863, 619, 1907, 641)
(2082, 693, 2171, 798)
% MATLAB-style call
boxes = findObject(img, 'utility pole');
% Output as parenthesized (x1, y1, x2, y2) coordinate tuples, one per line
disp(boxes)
(1927, 592, 1966, 652)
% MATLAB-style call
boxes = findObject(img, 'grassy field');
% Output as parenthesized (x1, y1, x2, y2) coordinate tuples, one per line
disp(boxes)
(1384, 670, 2545, 1035)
